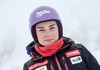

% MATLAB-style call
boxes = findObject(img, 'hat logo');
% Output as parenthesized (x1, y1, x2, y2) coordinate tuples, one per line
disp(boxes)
(35, 9, 51, 18)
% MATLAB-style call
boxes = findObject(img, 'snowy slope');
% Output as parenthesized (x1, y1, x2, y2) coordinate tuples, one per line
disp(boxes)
(0, 0, 100, 70)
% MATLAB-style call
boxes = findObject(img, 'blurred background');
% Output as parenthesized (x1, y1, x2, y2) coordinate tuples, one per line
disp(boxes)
(0, 0, 100, 70)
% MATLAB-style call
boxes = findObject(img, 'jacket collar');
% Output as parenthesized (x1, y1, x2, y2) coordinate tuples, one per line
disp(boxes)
(26, 37, 74, 60)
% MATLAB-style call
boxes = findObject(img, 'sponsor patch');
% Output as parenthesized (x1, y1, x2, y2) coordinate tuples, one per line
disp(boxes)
(35, 9, 51, 18)
(35, 65, 47, 70)
(65, 50, 81, 58)
(70, 56, 82, 64)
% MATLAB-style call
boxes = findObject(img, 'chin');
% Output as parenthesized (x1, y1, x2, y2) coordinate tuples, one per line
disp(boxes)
(46, 42, 55, 46)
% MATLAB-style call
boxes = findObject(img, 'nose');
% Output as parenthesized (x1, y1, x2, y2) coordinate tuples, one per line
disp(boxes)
(45, 30, 52, 37)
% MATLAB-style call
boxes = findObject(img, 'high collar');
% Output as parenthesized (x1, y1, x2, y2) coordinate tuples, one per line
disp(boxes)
(26, 37, 74, 59)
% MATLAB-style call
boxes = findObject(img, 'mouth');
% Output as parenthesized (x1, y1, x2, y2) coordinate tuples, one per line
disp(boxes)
(44, 39, 53, 42)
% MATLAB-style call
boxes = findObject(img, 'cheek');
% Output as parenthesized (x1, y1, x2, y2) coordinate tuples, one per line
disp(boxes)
(37, 32, 45, 42)
(39, 35, 44, 39)
(54, 29, 59, 36)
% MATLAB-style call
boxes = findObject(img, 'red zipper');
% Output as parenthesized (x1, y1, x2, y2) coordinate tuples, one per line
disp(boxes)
(61, 56, 68, 70)
(50, 61, 54, 70)
(55, 55, 62, 70)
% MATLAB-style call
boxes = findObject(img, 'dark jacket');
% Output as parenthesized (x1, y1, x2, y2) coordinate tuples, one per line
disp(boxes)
(23, 37, 100, 70)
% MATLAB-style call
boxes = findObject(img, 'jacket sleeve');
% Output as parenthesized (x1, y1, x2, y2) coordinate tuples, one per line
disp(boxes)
(23, 62, 28, 70)
(80, 44, 100, 70)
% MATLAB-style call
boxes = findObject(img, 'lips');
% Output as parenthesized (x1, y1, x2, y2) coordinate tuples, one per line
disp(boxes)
(44, 39, 53, 42)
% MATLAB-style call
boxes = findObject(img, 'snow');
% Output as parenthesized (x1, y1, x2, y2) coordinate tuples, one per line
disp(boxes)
(0, 0, 100, 70)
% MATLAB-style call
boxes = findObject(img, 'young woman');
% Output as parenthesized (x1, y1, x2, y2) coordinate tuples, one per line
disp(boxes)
(23, 6, 100, 70)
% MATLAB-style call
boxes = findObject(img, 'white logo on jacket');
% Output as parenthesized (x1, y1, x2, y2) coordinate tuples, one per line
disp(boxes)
(35, 65, 47, 70)
(70, 56, 82, 64)
(35, 9, 51, 18)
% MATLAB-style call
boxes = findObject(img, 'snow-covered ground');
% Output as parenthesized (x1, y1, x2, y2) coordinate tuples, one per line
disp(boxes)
(0, 0, 100, 70)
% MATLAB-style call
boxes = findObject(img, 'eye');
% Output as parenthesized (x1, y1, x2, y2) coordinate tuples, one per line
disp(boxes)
(50, 27, 55, 30)
(38, 29, 45, 32)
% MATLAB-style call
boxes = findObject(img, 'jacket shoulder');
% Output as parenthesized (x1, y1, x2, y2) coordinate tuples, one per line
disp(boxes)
(23, 58, 34, 70)
(70, 43, 85, 50)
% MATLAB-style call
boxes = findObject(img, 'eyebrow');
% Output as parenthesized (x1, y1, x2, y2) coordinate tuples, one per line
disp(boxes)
(37, 26, 44, 29)
(37, 24, 56, 29)
(49, 24, 56, 27)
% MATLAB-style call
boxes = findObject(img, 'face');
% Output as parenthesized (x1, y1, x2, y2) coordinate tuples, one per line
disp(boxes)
(36, 21, 59, 46)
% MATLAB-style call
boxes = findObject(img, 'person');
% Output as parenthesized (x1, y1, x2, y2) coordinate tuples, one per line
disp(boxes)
(23, 6, 100, 70)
